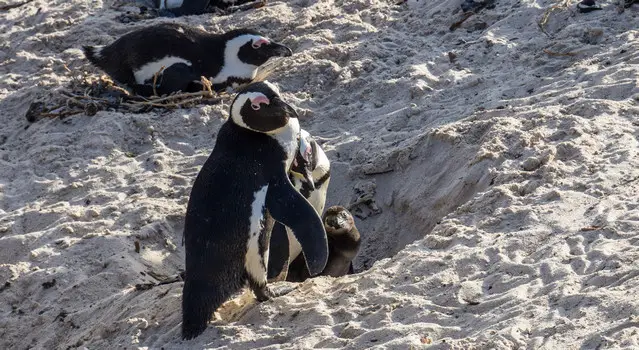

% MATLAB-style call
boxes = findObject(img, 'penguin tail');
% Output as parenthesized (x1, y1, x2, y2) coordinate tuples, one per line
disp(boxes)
(82, 45, 104, 65)
(181, 278, 229, 340)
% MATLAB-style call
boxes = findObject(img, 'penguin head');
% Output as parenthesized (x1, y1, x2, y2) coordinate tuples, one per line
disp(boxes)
(290, 129, 319, 190)
(323, 206, 356, 236)
(223, 29, 293, 68)
(230, 81, 299, 133)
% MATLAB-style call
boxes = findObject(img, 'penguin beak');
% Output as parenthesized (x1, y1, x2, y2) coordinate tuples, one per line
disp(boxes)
(290, 160, 315, 191)
(276, 98, 299, 120)
(265, 42, 293, 58)
(298, 137, 315, 190)
(302, 167, 315, 191)
(291, 137, 315, 191)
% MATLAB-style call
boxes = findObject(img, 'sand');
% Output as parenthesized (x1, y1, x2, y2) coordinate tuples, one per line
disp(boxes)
(1, 0, 639, 348)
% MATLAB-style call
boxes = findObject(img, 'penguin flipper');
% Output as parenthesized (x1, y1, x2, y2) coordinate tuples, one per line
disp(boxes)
(132, 84, 156, 97)
(132, 63, 197, 97)
(266, 171, 328, 276)
(267, 222, 290, 280)
(157, 63, 198, 95)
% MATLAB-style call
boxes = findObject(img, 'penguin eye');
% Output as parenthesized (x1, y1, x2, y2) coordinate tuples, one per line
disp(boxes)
(251, 104, 261, 110)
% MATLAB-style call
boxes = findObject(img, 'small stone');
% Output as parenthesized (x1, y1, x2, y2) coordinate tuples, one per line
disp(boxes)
(86, 209, 100, 218)
(522, 157, 541, 171)
(458, 281, 482, 305)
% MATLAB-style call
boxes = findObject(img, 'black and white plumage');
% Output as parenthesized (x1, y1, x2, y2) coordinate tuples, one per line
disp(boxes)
(181, 81, 328, 340)
(155, 0, 250, 16)
(82, 23, 292, 97)
(267, 129, 331, 282)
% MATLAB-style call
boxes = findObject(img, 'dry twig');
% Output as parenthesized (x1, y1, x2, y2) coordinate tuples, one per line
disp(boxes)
(0, 0, 34, 11)
(543, 48, 577, 57)
(26, 69, 222, 122)
(151, 66, 165, 97)
(450, 12, 475, 31)
(538, 0, 571, 37)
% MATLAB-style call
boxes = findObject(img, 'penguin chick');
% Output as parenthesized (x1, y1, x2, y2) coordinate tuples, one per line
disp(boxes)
(285, 205, 361, 282)
(321, 206, 361, 277)
(82, 23, 292, 97)
(181, 81, 327, 340)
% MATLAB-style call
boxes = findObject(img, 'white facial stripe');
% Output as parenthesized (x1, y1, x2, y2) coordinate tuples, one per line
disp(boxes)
(263, 81, 280, 95)
(231, 92, 268, 129)
(212, 34, 264, 84)
(133, 56, 191, 84)
(245, 185, 268, 284)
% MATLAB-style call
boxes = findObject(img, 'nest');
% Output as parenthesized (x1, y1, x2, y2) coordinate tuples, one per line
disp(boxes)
(25, 66, 224, 123)
(25, 57, 285, 123)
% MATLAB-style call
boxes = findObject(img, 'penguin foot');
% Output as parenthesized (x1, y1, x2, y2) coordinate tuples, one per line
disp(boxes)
(158, 9, 177, 17)
(251, 284, 272, 302)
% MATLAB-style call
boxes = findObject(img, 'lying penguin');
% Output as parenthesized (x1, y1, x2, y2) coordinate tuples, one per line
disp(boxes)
(181, 81, 328, 340)
(267, 129, 331, 281)
(156, 0, 254, 17)
(82, 23, 292, 97)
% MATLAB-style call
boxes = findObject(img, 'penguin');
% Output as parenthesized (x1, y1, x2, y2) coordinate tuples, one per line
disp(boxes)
(181, 81, 328, 340)
(156, 0, 250, 17)
(267, 129, 331, 281)
(287, 206, 361, 282)
(82, 23, 292, 97)
(576, 0, 602, 12)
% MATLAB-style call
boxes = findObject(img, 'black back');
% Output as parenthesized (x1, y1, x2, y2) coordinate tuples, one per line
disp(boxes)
(158, 0, 255, 16)
(181, 120, 287, 339)
(184, 120, 287, 282)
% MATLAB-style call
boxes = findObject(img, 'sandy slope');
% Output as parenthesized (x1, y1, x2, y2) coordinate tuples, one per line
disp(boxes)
(1, 0, 639, 348)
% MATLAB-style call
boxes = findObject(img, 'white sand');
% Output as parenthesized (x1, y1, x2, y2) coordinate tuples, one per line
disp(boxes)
(1, 0, 639, 348)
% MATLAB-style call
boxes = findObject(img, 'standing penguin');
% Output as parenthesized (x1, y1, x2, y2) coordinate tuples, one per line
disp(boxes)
(181, 81, 328, 340)
(267, 129, 331, 281)
(82, 23, 292, 97)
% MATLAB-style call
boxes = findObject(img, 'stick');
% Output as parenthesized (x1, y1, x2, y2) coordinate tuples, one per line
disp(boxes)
(0, 0, 34, 11)
(450, 12, 475, 31)
(221, 0, 266, 14)
(538, 0, 571, 37)
(152, 66, 165, 97)
(543, 48, 577, 57)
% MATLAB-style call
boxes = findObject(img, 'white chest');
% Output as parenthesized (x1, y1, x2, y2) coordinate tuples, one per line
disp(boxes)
(244, 185, 269, 284)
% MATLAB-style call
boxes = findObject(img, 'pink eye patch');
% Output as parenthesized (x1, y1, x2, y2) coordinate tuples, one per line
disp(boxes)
(250, 95, 270, 110)
(252, 37, 270, 49)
